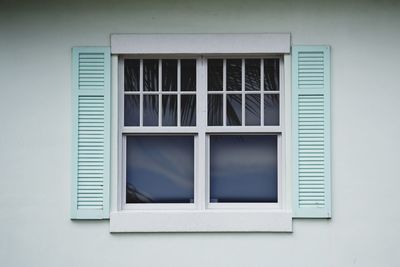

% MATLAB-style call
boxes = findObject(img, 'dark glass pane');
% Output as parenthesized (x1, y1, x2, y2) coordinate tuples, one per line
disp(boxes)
(264, 94, 279, 125)
(181, 59, 196, 91)
(227, 59, 242, 91)
(245, 59, 260, 91)
(143, 59, 158, 91)
(181, 95, 196, 126)
(126, 136, 194, 203)
(124, 95, 139, 126)
(208, 94, 223, 126)
(124, 59, 140, 91)
(264, 58, 280, 91)
(210, 135, 278, 203)
(208, 59, 223, 91)
(245, 94, 261, 126)
(162, 95, 177, 126)
(226, 94, 242, 126)
(162, 59, 177, 91)
(143, 95, 158, 126)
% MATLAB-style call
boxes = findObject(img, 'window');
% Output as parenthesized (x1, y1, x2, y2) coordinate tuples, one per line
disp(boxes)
(114, 55, 291, 230)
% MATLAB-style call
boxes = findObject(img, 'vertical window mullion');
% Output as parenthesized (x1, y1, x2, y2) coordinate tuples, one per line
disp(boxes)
(222, 59, 227, 126)
(177, 59, 181, 127)
(241, 58, 245, 126)
(260, 58, 264, 126)
(139, 59, 143, 127)
(158, 59, 162, 127)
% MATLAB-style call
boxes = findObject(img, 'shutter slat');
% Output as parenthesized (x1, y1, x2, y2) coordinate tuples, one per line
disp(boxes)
(293, 45, 331, 218)
(71, 47, 110, 219)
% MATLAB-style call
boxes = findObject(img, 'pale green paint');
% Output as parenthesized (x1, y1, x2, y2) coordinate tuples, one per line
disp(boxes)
(292, 45, 331, 218)
(71, 47, 111, 219)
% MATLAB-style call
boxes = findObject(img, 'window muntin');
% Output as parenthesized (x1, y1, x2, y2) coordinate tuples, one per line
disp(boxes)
(120, 56, 283, 210)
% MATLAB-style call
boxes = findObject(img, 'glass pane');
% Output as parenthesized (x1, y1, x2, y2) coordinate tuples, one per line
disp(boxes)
(208, 59, 223, 91)
(245, 94, 260, 126)
(181, 95, 196, 126)
(210, 135, 278, 203)
(264, 58, 280, 91)
(162, 59, 177, 91)
(162, 95, 177, 126)
(124, 95, 139, 126)
(264, 94, 279, 125)
(126, 136, 194, 203)
(227, 59, 242, 91)
(124, 59, 140, 91)
(245, 59, 260, 91)
(143, 59, 158, 91)
(226, 94, 242, 126)
(143, 95, 158, 126)
(181, 59, 196, 91)
(208, 94, 223, 126)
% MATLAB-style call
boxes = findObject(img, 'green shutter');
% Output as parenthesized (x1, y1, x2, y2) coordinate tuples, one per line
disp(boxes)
(292, 45, 331, 218)
(71, 47, 111, 219)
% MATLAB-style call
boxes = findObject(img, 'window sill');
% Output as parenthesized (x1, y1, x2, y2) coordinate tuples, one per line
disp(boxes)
(110, 210, 292, 232)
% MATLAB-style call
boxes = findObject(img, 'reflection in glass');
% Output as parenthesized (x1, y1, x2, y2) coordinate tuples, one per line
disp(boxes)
(227, 59, 242, 91)
(227, 94, 242, 126)
(143, 59, 158, 91)
(181, 59, 196, 91)
(245, 59, 260, 91)
(126, 136, 194, 203)
(162, 59, 177, 91)
(143, 95, 158, 126)
(210, 135, 278, 203)
(124, 59, 140, 91)
(124, 95, 139, 126)
(208, 94, 223, 126)
(264, 94, 279, 125)
(181, 95, 196, 126)
(208, 59, 223, 91)
(162, 95, 177, 126)
(245, 94, 260, 126)
(264, 58, 280, 91)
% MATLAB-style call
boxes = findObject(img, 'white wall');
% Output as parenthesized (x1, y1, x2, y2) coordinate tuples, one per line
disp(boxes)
(1, 0, 400, 266)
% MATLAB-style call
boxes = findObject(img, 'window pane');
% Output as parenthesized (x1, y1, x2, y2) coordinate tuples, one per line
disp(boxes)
(126, 136, 194, 203)
(124, 95, 139, 126)
(162, 95, 177, 126)
(181, 59, 196, 91)
(226, 94, 242, 126)
(227, 59, 242, 91)
(124, 59, 140, 91)
(181, 95, 196, 126)
(208, 94, 223, 126)
(143, 59, 158, 91)
(264, 58, 279, 91)
(264, 94, 279, 125)
(162, 59, 177, 91)
(245, 59, 260, 91)
(208, 59, 223, 91)
(245, 94, 260, 126)
(210, 135, 278, 203)
(143, 95, 158, 126)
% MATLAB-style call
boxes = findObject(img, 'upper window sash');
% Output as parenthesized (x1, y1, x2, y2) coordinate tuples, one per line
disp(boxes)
(111, 33, 291, 54)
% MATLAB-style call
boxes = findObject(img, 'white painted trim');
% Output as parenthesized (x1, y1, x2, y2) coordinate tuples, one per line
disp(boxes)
(110, 210, 292, 232)
(111, 33, 291, 54)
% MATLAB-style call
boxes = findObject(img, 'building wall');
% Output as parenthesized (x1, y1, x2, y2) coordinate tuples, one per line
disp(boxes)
(1, 0, 400, 266)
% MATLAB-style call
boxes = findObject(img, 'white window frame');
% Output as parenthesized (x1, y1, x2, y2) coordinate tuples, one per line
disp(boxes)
(110, 34, 293, 232)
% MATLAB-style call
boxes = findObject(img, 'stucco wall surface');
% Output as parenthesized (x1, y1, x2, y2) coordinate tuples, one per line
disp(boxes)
(0, 0, 400, 266)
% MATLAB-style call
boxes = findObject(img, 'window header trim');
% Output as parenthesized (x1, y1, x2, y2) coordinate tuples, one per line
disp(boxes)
(111, 33, 291, 54)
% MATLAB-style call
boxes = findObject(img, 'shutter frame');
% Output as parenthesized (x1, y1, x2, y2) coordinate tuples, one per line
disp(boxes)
(292, 45, 331, 218)
(71, 47, 111, 219)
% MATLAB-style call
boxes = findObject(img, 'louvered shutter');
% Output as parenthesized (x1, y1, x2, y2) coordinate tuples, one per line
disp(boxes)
(71, 47, 111, 219)
(292, 46, 331, 218)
